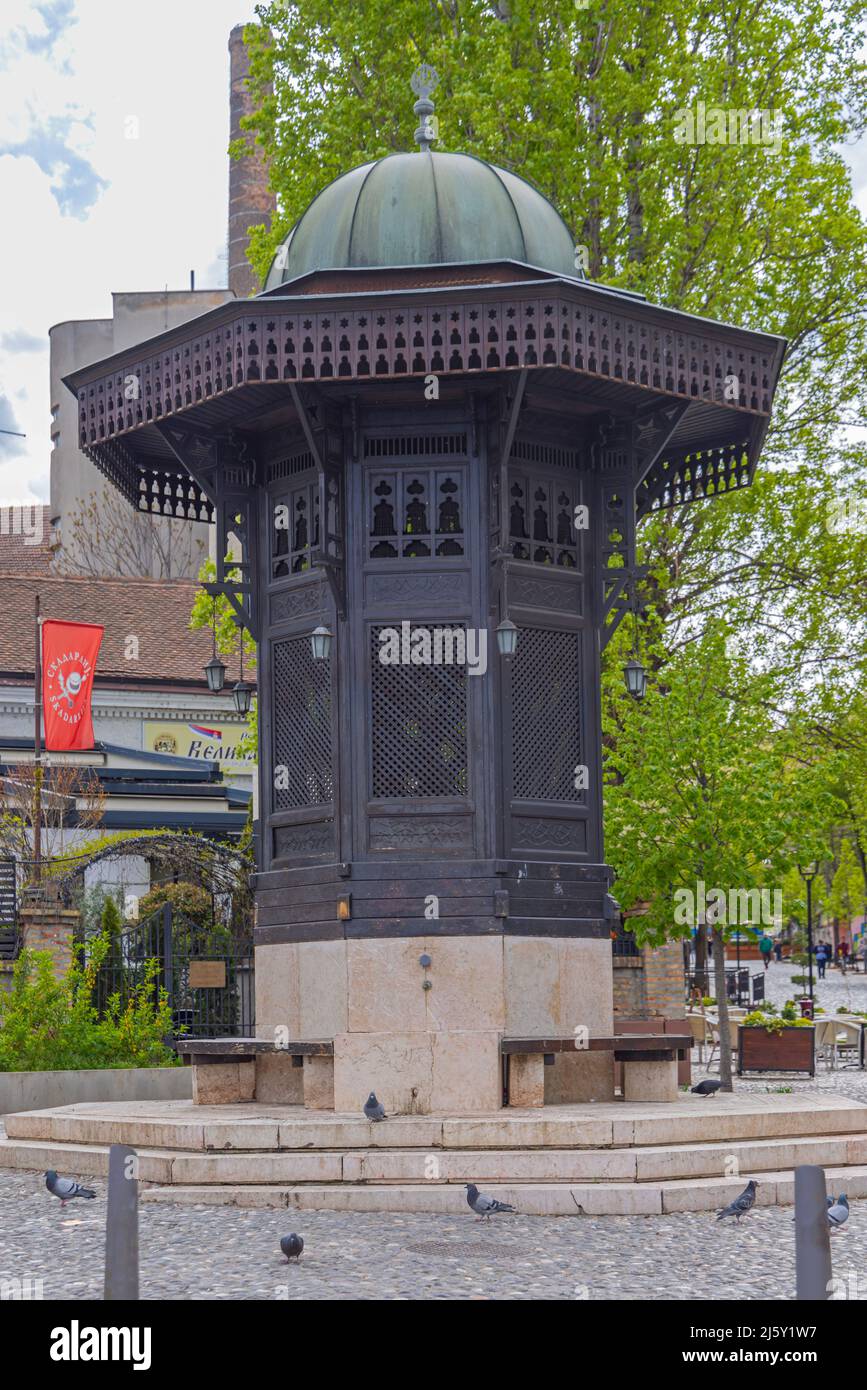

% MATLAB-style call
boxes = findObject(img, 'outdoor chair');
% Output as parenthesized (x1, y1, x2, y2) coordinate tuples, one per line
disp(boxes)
(708, 1020, 741, 1069)
(814, 1018, 861, 1070)
(686, 1013, 715, 1064)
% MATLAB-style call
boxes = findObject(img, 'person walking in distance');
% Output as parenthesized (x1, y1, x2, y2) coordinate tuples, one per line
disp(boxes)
(759, 932, 774, 971)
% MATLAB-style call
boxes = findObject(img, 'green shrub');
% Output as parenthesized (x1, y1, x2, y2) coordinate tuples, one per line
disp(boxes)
(0, 931, 178, 1072)
(138, 881, 213, 929)
(100, 894, 122, 940)
(742, 1010, 812, 1033)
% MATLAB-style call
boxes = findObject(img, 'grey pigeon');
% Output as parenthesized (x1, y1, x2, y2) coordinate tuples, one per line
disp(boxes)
(45, 1170, 96, 1207)
(792, 1195, 834, 1223)
(716, 1179, 758, 1222)
(691, 1079, 721, 1096)
(465, 1183, 516, 1221)
(828, 1195, 849, 1231)
(363, 1092, 387, 1122)
(280, 1233, 304, 1262)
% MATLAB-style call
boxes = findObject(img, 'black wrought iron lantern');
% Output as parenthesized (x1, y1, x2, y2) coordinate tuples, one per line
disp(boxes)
(232, 678, 254, 715)
(623, 658, 647, 700)
(203, 595, 226, 692)
(204, 653, 226, 693)
(231, 636, 254, 714)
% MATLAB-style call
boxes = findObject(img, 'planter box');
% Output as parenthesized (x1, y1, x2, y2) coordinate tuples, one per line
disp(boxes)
(738, 1026, 815, 1076)
(0, 1066, 192, 1116)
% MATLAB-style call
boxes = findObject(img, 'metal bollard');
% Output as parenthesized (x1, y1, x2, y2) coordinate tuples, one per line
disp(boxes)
(104, 1143, 139, 1301)
(794, 1165, 831, 1300)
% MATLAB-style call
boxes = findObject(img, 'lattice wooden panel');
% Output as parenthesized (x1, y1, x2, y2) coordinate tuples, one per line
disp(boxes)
(511, 627, 582, 802)
(272, 637, 333, 809)
(370, 625, 469, 798)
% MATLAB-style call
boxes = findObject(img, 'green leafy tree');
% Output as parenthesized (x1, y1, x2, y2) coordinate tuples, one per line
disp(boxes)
(241, 0, 867, 457)
(830, 837, 865, 941)
(605, 624, 837, 1086)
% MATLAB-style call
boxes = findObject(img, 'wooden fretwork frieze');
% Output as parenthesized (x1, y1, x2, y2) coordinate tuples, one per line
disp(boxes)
(74, 289, 777, 450)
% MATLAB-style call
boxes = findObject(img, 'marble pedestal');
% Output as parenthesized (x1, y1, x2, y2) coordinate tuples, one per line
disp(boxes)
(255, 934, 615, 1114)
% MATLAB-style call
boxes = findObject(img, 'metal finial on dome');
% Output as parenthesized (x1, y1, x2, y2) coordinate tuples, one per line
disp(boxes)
(411, 64, 439, 151)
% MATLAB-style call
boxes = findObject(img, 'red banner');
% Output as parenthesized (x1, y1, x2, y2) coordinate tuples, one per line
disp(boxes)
(41, 620, 104, 751)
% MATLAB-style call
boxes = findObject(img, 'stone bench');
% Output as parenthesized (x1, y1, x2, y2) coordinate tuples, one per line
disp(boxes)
(174, 1038, 334, 1109)
(501, 1034, 691, 1106)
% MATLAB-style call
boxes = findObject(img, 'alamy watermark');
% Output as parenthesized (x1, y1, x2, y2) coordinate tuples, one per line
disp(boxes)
(826, 496, 867, 535)
(377, 622, 488, 676)
(673, 103, 784, 156)
(673, 879, 782, 930)
(0, 504, 42, 546)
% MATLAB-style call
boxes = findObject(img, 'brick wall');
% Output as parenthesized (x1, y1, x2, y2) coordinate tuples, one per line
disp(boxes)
(20, 902, 79, 979)
(613, 939, 685, 1018)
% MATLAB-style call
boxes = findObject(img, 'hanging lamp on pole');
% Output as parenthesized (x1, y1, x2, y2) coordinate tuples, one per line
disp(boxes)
(622, 590, 647, 700)
(496, 558, 519, 660)
(203, 595, 226, 693)
(232, 631, 254, 715)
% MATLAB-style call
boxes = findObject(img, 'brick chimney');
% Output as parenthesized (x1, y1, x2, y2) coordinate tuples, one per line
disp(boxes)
(228, 23, 277, 299)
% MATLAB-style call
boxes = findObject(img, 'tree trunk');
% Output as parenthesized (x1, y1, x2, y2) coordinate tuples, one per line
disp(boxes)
(694, 923, 708, 997)
(712, 926, 733, 1090)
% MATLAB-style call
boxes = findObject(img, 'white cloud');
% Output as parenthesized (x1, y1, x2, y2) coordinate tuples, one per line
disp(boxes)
(0, 0, 257, 500)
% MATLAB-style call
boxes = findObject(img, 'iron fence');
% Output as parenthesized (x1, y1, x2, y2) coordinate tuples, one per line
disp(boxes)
(611, 923, 641, 956)
(92, 904, 254, 1038)
(686, 967, 765, 1007)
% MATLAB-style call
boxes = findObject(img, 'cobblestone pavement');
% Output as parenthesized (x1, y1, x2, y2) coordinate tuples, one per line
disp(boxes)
(3, 967, 867, 1302)
(0, 1165, 864, 1301)
(695, 959, 867, 1102)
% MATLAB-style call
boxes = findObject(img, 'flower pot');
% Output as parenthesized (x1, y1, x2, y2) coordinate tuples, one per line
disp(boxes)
(738, 1025, 815, 1076)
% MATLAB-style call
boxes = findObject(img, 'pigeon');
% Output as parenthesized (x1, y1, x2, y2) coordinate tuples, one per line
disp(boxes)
(691, 1079, 722, 1096)
(465, 1183, 516, 1221)
(792, 1195, 834, 1223)
(828, 1195, 849, 1232)
(716, 1179, 758, 1222)
(363, 1092, 387, 1122)
(280, 1233, 304, 1262)
(45, 1170, 96, 1207)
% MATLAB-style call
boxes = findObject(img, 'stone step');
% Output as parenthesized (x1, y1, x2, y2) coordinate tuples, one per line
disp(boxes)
(4, 1130, 867, 1186)
(137, 1166, 867, 1216)
(5, 1093, 867, 1152)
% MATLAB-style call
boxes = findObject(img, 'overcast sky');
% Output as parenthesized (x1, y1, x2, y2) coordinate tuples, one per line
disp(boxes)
(0, 1, 865, 505)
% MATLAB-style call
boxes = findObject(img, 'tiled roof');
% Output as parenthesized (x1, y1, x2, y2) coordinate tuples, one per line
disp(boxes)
(0, 575, 222, 684)
(0, 505, 54, 576)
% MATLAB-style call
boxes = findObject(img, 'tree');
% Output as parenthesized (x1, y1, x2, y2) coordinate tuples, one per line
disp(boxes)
(605, 625, 837, 1087)
(241, 0, 867, 457)
(57, 490, 208, 581)
(829, 837, 865, 948)
(0, 764, 106, 880)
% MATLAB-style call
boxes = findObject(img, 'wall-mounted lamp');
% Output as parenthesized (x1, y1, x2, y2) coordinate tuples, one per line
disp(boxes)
(496, 618, 518, 660)
(311, 625, 333, 662)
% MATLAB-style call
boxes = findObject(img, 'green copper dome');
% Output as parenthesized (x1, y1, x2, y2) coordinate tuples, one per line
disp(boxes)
(264, 151, 578, 289)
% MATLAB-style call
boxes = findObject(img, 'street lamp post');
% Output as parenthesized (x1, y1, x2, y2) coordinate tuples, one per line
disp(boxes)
(799, 862, 819, 1005)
